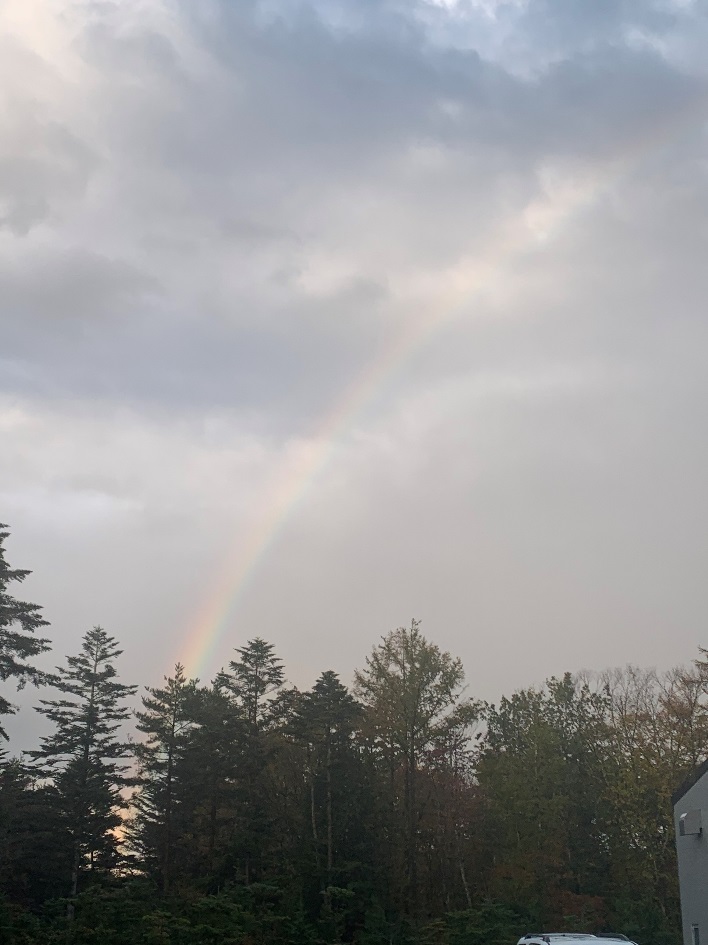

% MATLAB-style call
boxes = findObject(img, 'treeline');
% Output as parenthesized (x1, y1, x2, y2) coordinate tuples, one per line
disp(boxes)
(0, 523, 704, 945)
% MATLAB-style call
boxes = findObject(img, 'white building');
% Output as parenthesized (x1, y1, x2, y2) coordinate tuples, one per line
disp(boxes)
(674, 760, 708, 945)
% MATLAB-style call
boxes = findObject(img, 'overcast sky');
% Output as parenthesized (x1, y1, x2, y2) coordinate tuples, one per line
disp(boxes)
(3, 0, 708, 749)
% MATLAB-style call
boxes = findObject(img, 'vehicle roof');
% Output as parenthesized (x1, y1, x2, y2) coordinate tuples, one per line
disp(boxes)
(517, 935, 632, 944)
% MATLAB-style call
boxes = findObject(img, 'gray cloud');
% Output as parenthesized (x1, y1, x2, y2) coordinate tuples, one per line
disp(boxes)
(0, 34, 98, 235)
(3, 0, 702, 414)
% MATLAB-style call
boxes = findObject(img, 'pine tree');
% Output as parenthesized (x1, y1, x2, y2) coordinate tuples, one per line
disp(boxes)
(0, 525, 50, 739)
(31, 626, 137, 910)
(132, 663, 198, 894)
(217, 638, 285, 884)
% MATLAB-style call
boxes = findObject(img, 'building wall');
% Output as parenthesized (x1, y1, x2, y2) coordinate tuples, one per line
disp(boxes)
(674, 772, 708, 945)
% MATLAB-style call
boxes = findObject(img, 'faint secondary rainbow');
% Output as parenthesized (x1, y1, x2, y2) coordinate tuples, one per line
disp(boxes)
(176, 90, 708, 679)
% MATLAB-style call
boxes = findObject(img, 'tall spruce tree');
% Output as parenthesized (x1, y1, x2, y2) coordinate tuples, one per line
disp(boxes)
(164, 681, 244, 887)
(292, 671, 366, 935)
(0, 525, 50, 739)
(296, 671, 361, 881)
(217, 638, 285, 884)
(31, 626, 136, 909)
(219, 637, 285, 732)
(132, 663, 198, 894)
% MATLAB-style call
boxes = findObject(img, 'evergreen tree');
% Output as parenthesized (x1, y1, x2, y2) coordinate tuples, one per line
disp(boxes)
(296, 671, 361, 881)
(173, 682, 244, 888)
(219, 637, 285, 732)
(0, 525, 50, 739)
(31, 626, 137, 909)
(293, 671, 368, 935)
(132, 663, 199, 894)
(216, 638, 286, 884)
(0, 759, 69, 908)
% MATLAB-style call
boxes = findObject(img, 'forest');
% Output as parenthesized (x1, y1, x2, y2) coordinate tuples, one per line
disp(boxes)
(0, 522, 702, 945)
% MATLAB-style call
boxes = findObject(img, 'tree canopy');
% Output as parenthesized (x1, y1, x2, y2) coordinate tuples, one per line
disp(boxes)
(0, 529, 700, 945)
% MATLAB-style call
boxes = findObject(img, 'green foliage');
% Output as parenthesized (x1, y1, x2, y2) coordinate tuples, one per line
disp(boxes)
(218, 637, 285, 732)
(0, 525, 50, 738)
(354, 621, 474, 761)
(355, 621, 481, 915)
(0, 895, 43, 945)
(165, 681, 243, 890)
(0, 531, 692, 945)
(133, 664, 199, 894)
(293, 670, 364, 898)
(0, 760, 70, 907)
(419, 902, 530, 945)
(478, 674, 612, 923)
(30, 626, 137, 899)
(33, 626, 136, 777)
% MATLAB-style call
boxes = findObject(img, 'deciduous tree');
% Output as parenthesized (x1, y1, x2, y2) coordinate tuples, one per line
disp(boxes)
(355, 620, 475, 914)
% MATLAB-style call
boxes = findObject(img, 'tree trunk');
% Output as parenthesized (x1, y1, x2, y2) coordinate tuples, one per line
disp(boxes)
(459, 859, 472, 909)
(67, 839, 80, 920)
(208, 785, 217, 875)
(311, 775, 321, 875)
(163, 751, 173, 895)
(163, 704, 176, 896)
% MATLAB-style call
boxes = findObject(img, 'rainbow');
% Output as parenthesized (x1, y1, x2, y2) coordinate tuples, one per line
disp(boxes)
(176, 88, 708, 679)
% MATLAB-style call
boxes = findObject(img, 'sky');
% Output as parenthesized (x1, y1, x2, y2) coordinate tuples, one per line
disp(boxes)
(3, 0, 708, 749)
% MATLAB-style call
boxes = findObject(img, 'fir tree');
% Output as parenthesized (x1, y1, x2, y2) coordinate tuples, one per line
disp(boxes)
(0, 525, 50, 739)
(174, 682, 244, 886)
(31, 626, 137, 909)
(217, 638, 285, 884)
(296, 671, 361, 881)
(218, 637, 285, 732)
(132, 663, 198, 894)
(293, 671, 366, 934)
